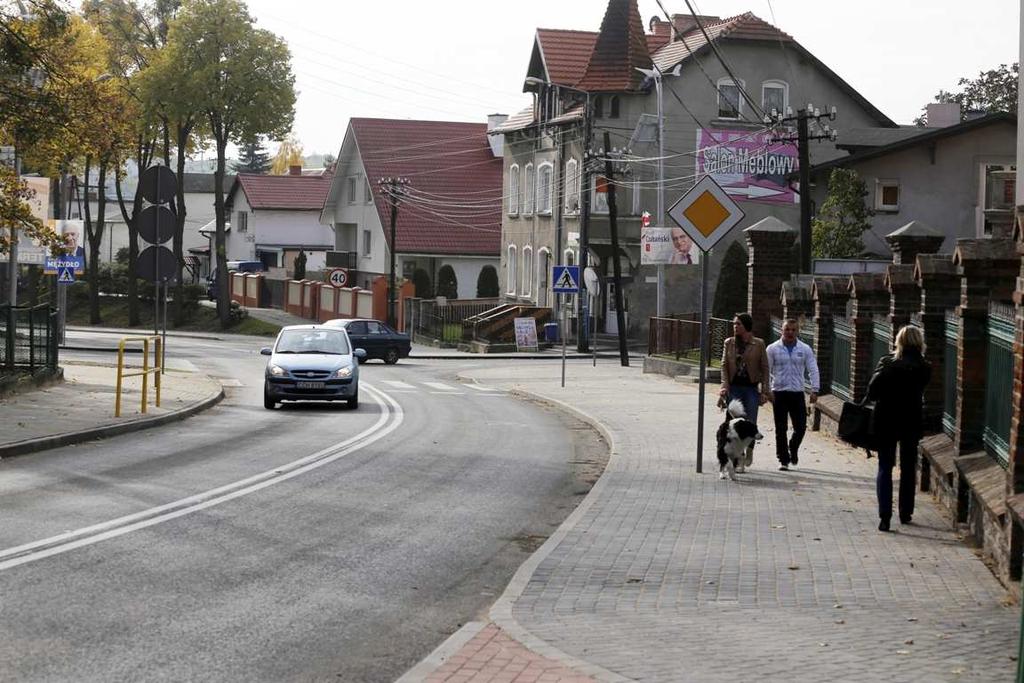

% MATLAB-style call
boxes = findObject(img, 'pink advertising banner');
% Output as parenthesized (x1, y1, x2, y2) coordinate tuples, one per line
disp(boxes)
(696, 129, 798, 204)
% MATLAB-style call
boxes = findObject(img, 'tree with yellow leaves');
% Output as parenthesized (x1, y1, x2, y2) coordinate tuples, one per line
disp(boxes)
(270, 136, 303, 175)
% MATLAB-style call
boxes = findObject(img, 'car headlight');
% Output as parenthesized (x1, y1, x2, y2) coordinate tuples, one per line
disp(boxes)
(268, 364, 286, 377)
(333, 365, 353, 379)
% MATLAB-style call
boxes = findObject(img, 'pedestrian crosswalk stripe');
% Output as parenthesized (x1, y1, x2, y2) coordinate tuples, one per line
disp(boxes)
(423, 381, 461, 392)
(383, 380, 416, 389)
(464, 384, 501, 392)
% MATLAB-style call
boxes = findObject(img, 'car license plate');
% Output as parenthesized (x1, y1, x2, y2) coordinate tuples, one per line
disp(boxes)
(296, 381, 324, 389)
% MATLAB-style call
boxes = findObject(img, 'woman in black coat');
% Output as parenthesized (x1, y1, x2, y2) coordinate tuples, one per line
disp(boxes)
(866, 325, 932, 532)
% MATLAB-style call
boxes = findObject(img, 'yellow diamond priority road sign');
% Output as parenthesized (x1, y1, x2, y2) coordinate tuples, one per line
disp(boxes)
(667, 175, 745, 252)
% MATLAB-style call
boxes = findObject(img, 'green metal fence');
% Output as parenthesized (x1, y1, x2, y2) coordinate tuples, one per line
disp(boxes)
(1, 304, 59, 375)
(983, 303, 1014, 467)
(831, 316, 852, 401)
(870, 317, 893, 373)
(943, 310, 959, 439)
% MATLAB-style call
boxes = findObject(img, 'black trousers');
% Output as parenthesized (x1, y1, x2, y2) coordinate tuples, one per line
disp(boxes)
(876, 435, 919, 522)
(772, 391, 806, 465)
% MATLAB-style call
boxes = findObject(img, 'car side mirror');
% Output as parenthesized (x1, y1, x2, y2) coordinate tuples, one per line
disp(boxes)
(260, 347, 272, 356)
(354, 348, 367, 359)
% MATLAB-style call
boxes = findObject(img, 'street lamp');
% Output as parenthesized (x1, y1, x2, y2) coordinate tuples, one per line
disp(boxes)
(522, 76, 593, 352)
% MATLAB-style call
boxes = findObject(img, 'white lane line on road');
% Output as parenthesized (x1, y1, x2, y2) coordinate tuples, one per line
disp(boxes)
(382, 380, 416, 390)
(0, 383, 403, 572)
(423, 381, 461, 392)
(463, 384, 501, 392)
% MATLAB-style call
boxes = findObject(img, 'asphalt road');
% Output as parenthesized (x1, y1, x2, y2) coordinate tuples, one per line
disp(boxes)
(0, 332, 607, 682)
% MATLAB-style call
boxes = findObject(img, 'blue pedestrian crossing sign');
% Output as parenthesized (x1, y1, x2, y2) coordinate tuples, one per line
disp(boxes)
(552, 265, 580, 294)
(57, 266, 75, 283)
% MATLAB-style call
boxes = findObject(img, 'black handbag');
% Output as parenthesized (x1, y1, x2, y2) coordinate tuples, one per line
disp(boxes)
(838, 400, 878, 454)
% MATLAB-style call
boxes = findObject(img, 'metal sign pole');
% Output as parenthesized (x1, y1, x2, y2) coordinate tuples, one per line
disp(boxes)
(696, 248, 710, 473)
(591, 293, 597, 367)
(162, 280, 168, 374)
(561, 293, 567, 388)
(154, 168, 160, 336)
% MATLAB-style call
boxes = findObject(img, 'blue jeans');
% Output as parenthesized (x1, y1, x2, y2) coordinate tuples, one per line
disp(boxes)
(728, 385, 760, 427)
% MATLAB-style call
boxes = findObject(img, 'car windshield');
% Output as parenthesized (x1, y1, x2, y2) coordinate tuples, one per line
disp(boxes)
(275, 329, 351, 355)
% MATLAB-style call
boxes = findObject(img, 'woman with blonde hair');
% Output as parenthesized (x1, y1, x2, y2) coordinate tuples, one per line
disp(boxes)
(866, 325, 931, 532)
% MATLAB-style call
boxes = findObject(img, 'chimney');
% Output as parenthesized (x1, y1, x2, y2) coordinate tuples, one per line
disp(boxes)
(925, 102, 961, 128)
(487, 113, 508, 158)
(649, 16, 673, 40)
(671, 13, 720, 36)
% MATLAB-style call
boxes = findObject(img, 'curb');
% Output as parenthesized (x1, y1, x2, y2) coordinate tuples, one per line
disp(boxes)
(0, 386, 225, 460)
(395, 621, 488, 683)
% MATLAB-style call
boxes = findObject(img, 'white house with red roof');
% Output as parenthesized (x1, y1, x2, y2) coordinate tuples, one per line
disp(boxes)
(319, 117, 502, 297)
(224, 166, 335, 273)
(497, 0, 897, 336)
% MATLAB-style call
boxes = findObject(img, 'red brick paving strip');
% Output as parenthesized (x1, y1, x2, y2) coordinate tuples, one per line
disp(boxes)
(425, 623, 595, 683)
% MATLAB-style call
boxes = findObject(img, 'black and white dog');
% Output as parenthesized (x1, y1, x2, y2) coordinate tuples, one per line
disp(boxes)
(716, 399, 764, 481)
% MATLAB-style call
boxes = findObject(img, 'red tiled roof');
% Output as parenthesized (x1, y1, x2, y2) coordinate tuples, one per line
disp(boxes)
(576, 0, 653, 92)
(652, 12, 793, 71)
(233, 173, 333, 211)
(535, 29, 597, 86)
(350, 118, 502, 257)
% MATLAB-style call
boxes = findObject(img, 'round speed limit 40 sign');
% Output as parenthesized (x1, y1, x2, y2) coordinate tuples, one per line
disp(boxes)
(328, 268, 350, 288)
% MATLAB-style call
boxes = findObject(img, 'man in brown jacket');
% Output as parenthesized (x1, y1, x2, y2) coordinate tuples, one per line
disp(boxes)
(719, 312, 771, 469)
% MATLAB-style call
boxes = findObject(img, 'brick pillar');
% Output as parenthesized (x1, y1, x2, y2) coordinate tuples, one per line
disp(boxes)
(810, 276, 851, 394)
(952, 239, 1019, 453)
(745, 217, 797, 340)
(781, 274, 815, 321)
(914, 254, 961, 433)
(885, 220, 945, 266)
(886, 264, 919, 342)
(847, 273, 890, 402)
(1008, 211, 1024, 494)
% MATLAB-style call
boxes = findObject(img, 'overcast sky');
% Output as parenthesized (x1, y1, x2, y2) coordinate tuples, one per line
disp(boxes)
(239, 0, 1020, 157)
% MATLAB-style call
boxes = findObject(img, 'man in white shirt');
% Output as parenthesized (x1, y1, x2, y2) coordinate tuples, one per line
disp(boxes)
(766, 318, 820, 471)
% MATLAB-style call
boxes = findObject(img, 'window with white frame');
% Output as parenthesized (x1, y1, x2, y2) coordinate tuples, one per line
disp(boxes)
(874, 179, 900, 212)
(592, 175, 609, 214)
(564, 158, 580, 213)
(506, 245, 518, 295)
(762, 81, 788, 118)
(521, 245, 533, 296)
(347, 177, 357, 203)
(508, 164, 520, 216)
(537, 163, 553, 214)
(524, 163, 535, 214)
(717, 78, 743, 119)
(362, 229, 371, 256)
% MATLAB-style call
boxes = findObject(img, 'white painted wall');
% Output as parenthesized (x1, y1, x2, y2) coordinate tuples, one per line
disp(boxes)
(227, 191, 333, 264)
(439, 257, 500, 299)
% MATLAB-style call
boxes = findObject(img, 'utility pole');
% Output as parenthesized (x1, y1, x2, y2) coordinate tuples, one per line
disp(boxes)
(603, 131, 629, 367)
(770, 104, 838, 273)
(577, 97, 594, 353)
(378, 176, 409, 328)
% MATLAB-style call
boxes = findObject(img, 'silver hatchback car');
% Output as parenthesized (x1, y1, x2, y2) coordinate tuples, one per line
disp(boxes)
(261, 325, 367, 409)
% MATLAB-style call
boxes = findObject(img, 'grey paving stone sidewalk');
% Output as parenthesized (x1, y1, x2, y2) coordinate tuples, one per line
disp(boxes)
(458, 362, 1018, 682)
(0, 360, 223, 457)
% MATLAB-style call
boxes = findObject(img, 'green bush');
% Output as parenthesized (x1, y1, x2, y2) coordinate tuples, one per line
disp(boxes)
(412, 268, 433, 298)
(436, 264, 458, 299)
(476, 265, 499, 298)
(228, 300, 248, 324)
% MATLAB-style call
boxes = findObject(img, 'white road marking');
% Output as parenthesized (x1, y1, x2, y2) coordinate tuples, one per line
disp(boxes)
(423, 381, 460, 392)
(0, 382, 403, 572)
(382, 380, 416, 390)
(464, 384, 501, 392)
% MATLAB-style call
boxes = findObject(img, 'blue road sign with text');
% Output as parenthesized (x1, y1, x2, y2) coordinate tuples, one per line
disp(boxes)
(552, 265, 580, 294)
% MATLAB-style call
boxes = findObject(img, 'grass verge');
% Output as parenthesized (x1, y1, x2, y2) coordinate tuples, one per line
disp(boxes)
(65, 298, 282, 336)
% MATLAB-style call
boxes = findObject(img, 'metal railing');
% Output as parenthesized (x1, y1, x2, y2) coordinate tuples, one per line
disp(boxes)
(114, 336, 162, 417)
(831, 317, 852, 401)
(405, 297, 500, 346)
(1, 304, 58, 374)
(983, 303, 1014, 466)
(943, 310, 959, 439)
(647, 315, 730, 366)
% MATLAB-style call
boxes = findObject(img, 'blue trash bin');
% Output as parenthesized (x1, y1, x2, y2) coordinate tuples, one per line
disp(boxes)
(544, 322, 559, 343)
